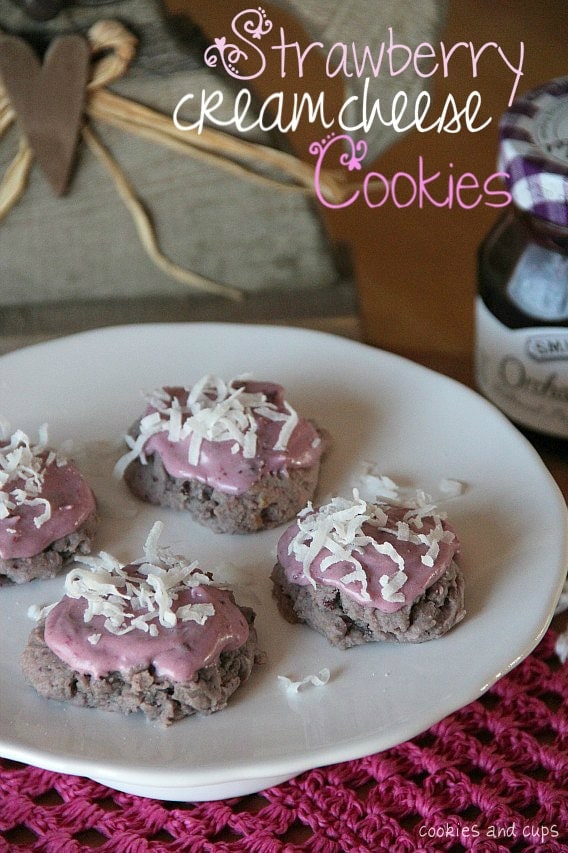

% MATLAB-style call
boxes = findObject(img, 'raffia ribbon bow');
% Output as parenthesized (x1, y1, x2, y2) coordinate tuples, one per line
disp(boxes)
(0, 20, 353, 302)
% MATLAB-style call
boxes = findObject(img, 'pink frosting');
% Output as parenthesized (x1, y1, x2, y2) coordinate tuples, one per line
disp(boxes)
(277, 505, 460, 613)
(44, 583, 250, 682)
(0, 458, 96, 560)
(143, 382, 323, 496)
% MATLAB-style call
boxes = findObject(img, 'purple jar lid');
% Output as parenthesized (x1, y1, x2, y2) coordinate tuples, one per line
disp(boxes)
(498, 76, 568, 227)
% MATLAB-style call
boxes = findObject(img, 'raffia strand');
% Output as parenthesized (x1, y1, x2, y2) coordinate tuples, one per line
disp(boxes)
(83, 124, 244, 301)
(0, 136, 33, 223)
(0, 19, 356, 299)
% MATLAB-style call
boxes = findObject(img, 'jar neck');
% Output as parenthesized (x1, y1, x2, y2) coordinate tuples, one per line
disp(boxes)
(517, 210, 568, 255)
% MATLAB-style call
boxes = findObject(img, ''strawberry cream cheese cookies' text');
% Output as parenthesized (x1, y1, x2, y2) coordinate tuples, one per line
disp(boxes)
(22, 522, 263, 725)
(0, 424, 97, 584)
(271, 491, 464, 648)
(115, 376, 330, 533)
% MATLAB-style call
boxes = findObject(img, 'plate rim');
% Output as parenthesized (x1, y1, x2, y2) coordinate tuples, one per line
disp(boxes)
(1, 322, 567, 794)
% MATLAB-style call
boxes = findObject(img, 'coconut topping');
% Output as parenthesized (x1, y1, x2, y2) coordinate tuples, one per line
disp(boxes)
(279, 490, 459, 611)
(0, 423, 67, 529)
(0, 422, 96, 562)
(31, 522, 251, 682)
(114, 376, 302, 478)
(354, 464, 466, 505)
(48, 521, 216, 637)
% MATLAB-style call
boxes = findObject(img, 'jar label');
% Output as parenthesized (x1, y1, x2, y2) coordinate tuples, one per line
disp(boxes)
(475, 296, 568, 438)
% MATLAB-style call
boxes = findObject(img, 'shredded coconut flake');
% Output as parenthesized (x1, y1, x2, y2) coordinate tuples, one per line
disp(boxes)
(0, 417, 11, 441)
(114, 376, 300, 476)
(354, 466, 467, 508)
(555, 629, 568, 664)
(554, 576, 568, 616)
(176, 603, 216, 624)
(27, 601, 57, 622)
(355, 470, 401, 502)
(438, 478, 465, 498)
(379, 569, 407, 603)
(278, 668, 330, 693)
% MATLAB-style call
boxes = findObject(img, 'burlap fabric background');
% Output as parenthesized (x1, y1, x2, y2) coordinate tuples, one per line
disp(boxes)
(0, 0, 445, 309)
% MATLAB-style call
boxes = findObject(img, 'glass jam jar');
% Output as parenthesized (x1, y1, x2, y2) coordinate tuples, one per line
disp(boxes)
(475, 77, 568, 440)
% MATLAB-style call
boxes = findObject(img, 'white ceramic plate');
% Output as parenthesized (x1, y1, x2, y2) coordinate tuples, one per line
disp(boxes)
(1, 323, 566, 801)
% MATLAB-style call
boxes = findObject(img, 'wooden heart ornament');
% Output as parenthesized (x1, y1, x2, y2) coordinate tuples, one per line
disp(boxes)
(0, 33, 90, 196)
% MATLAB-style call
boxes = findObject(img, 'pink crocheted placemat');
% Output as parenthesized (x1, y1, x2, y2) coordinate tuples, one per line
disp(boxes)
(1, 629, 566, 853)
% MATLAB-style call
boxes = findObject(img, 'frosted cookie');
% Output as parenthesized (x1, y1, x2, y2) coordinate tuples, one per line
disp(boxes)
(115, 376, 330, 534)
(271, 492, 464, 648)
(0, 424, 97, 584)
(22, 522, 262, 725)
